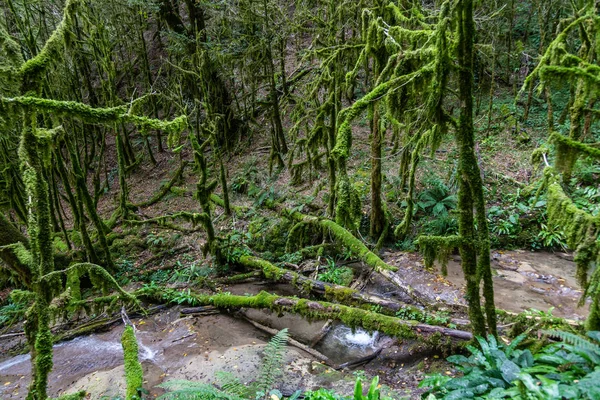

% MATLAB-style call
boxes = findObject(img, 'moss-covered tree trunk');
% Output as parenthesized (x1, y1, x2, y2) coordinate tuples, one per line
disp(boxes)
(456, 0, 496, 338)
(20, 119, 55, 400)
(0, 212, 31, 286)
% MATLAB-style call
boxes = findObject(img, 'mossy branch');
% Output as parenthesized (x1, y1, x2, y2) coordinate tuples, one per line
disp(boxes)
(284, 210, 397, 272)
(121, 325, 144, 400)
(238, 255, 426, 318)
(41, 262, 136, 304)
(3, 96, 187, 135)
(332, 64, 434, 162)
(550, 131, 600, 159)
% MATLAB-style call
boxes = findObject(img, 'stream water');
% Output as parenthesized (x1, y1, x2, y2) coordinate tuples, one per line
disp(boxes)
(0, 250, 589, 398)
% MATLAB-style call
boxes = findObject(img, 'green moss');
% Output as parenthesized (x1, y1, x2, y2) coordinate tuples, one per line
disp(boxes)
(324, 286, 356, 304)
(50, 391, 86, 400)
(121, 325, 143, 400)
(417, 235, 462, 275)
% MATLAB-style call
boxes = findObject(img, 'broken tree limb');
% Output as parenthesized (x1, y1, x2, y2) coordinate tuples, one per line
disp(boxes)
(335, 347, 383, 370)
(139, 287, 473, 341)
(180, 306, 220, 316)
(284, 210, 397, 272)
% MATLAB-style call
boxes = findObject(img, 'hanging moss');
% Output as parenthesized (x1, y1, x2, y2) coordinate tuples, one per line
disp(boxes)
(19, 0, 80, 92)
(334, 176, 362, 231)
(417, 235, 462, 276)
(121, 325, 143, 400)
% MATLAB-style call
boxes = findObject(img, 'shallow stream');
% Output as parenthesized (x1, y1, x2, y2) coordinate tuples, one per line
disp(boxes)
(0, 250, 589, 398)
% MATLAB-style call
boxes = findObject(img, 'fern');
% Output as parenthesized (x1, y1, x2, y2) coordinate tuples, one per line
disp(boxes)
(216, 371, 249, 398)
(157, 380, 244, 400)
(543, 330, 600, 354)
(157, 329, 290, 400)
(255, 328, 289, 397)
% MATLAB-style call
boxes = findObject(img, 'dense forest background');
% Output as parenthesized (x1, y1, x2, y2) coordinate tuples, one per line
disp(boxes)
(1, 0, 600, 399)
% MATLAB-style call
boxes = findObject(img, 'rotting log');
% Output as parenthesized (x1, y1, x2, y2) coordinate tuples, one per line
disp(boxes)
(139, 287, 473, 341)
(215, 271, 262, 284)
(180, 306, 220, 316)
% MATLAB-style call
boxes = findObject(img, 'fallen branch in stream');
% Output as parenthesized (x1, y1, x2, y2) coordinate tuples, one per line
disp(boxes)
(282, 210, 432, 307)
(239, 312, 333, 366)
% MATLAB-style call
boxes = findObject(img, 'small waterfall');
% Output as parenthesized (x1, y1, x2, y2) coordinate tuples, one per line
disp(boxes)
(332, 325, 379, 349)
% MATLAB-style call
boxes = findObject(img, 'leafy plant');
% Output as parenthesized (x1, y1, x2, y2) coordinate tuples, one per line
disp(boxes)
(304, 376, 394, 400)
(536, 224, 567, 251)
(0, 298, 27, 326)
(417, 179, 457, 217)
(318, 258, 353, 286)
(146, 232, 166, 248)
(420, 333, 532, 398)
(422, 214, 458, 236)
(422, 330, 600, 399)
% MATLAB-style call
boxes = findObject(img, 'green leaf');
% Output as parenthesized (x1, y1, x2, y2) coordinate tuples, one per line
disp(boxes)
(500, 360, 520, 383)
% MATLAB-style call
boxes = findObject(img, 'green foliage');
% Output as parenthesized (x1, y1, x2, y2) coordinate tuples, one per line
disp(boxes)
(395, 307, 450, 327)
(536, 224, 567, 251)
(422, 330, 600, 399)
(304, 376, 394, 400)
(0, 298, 27, 326)
(318, 258, 354, 286)
(417, 180, 457, 217)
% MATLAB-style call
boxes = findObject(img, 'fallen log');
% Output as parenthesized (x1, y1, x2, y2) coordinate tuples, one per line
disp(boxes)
(335, 347, 383, 370)
(238, 255, 420, 316)
(139, 287, 473, 342)
(282, 210, 431, 307)
(180, 306, 220, 316)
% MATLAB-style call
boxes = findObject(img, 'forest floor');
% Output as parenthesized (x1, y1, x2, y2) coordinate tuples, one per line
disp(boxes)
(0, 91, 588, 398)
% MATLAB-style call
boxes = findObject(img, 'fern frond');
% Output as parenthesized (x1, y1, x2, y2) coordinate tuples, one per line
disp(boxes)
(256, 328, 289, 395)
(157, 380, 244, 400)
(544, 330, 600, 354)
(506, 333, 528, 357)
(216, 371, 249, 397)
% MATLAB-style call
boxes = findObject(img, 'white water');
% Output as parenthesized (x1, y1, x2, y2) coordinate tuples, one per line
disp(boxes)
(0, 330, 157, 375)
(332, 325, 379, 348)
